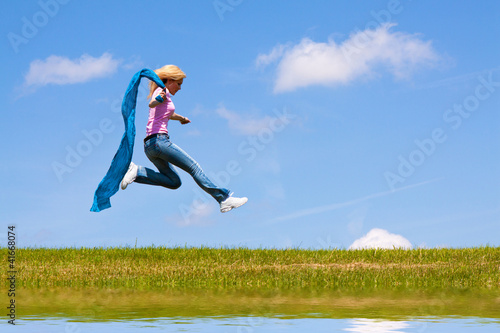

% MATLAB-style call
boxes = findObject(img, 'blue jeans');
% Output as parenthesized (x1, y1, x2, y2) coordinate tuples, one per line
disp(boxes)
(135, 134, 230, 203)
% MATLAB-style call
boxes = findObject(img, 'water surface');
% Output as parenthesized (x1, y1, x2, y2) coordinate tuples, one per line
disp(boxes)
(4, 288, 499, 332)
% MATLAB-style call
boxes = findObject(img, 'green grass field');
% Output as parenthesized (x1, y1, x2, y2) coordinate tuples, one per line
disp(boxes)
(4, 246, 500, 289)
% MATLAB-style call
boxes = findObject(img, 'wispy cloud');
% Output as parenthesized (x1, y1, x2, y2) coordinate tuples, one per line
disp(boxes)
(411, 66, 500, 90)
(122, 55, 143, 70)
(255, 156, 281, 174)
(349, 228, 412, 250)
(216, 104, 276, 135)
(24, 52, 120, 87)
(185, 129, 202, 137)
(255, 44, 288, 68)
(263, 181, 286, 200)
(269, 179, 440, 224)
(173, 201, 216, 227)
(257, 23, 441, 93)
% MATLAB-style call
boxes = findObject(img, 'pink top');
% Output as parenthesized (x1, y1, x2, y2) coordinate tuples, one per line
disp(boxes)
(146, 87, 175, 136)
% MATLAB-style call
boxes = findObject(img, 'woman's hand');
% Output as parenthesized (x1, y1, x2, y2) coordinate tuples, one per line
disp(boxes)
(179, 116, 191, 125)
(158, 88, 167, 101)
(149, 88, 167, 107)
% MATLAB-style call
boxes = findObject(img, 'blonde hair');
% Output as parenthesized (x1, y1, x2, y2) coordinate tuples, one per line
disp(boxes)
(148, 65, 186, 98)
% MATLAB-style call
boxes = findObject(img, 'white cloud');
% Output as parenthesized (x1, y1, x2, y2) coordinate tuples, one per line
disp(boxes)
(349, 228, 412, 250)
(216, 104, 275, 135)
(257, 23, 440, 93)
(24, 52, 120, 87)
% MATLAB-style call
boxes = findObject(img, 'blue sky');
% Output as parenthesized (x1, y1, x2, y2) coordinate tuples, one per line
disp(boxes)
(1, 0, 499, 249)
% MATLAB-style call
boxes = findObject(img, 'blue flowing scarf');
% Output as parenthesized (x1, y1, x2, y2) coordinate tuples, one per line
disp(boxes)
(90, 69, 164, 212)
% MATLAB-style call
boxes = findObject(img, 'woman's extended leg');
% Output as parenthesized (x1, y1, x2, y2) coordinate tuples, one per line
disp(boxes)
(163, 141, 230, 203)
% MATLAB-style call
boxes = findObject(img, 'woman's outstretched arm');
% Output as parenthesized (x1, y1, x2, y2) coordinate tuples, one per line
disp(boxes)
(170, 113, 191, 124)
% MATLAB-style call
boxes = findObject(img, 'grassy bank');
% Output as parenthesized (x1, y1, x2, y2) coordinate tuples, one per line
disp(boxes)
(3, 246, 500, 289)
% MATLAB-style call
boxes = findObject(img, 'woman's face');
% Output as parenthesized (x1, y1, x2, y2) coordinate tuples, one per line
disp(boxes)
(165, 78, 183, 95)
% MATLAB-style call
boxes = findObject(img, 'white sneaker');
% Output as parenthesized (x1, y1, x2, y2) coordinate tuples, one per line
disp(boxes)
(121, 162, 138, 190)
(220, 194, 248, 213)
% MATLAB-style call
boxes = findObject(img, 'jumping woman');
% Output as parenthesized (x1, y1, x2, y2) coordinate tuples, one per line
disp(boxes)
(120, 65, 248, 213)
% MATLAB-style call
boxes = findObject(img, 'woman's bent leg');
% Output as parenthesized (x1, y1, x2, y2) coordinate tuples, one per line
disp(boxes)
(134, 136, 182, 189)
(135, 159, 181, 189)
